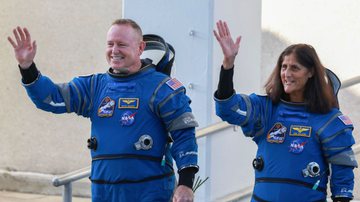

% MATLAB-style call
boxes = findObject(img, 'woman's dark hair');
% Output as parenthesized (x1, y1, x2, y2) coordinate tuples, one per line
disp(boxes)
(264, 44, 338, 113)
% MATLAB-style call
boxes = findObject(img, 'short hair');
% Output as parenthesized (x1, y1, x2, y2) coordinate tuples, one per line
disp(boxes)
(111, 18, 143, 39)
(264, 44, 338, 113)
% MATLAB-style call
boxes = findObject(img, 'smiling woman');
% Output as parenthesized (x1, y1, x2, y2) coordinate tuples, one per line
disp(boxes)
(265, 43, 338, 113)
(213, 20, 357, 202)
(280, 53, 313, 102)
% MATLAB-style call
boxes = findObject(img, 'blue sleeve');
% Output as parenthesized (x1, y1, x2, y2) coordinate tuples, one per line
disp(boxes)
(318, 113, 357, 167)
(152, 79, 199, 172)
(23, 74, 94, 117)
(170, 128, 198, 172)
(330, 164, 355, 199)
(214, 93, 266, 138)
(318, 112, 357, 199)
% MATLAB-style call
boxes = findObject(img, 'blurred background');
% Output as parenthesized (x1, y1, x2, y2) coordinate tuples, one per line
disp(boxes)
(0, 0, 359, 201)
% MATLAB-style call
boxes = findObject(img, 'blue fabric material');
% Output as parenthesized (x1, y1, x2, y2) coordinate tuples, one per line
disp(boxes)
(24, 65, 198, 201)
(215, 93, 356, 201)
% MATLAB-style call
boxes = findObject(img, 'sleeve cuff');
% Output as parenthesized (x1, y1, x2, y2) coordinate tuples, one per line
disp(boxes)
(332, 197, 351, 202)
(178, 167, 197, 189)
(19, 62, 39, 84)
(216, 65, 235, 99)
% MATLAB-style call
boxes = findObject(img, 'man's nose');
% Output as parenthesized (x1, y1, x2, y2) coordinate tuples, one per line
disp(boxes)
(112, 45, 119, 53)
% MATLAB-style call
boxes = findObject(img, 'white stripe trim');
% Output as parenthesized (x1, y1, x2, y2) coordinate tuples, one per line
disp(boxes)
(49, 101, 66, 107)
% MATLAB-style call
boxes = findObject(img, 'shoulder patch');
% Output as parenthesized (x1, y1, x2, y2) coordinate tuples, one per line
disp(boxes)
(166, 78, 183, 90)
(267, 122, 287, 143)
(338, 115, 353, 125)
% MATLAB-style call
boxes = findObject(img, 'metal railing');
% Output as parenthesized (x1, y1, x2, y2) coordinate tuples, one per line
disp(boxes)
(52, 166, 91, 202)
(52, 76, 360, 202)
(341, 75, 360, 89)
(51, 121, 233, 202)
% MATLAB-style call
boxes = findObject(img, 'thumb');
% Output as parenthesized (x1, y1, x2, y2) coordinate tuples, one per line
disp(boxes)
(32, 40, 37, 53)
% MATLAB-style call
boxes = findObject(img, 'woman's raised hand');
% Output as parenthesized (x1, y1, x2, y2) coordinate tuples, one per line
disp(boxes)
(213, 20, 241, 69)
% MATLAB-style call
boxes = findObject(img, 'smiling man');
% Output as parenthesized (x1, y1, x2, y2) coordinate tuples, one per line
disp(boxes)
(8, 19, 199, 202)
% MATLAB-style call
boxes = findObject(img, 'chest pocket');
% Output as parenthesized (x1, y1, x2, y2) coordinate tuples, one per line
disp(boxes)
(278, 110, 309, 124)
(106, 82, 137, 94)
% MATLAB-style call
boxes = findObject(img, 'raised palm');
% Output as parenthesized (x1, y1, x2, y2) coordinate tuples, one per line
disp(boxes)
(8, 27, 37, 69)
(213, 20, 241, 69)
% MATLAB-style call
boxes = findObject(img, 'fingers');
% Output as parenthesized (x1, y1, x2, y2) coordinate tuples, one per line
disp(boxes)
(235, 36, 242, 47)
(216, 20, 225, 37)
(8, 26, 32, 48)
(32, 40, 37, 53)
(7, 36, 17, 48)
(213, 30, 220, 42)
(13, 27, 21, 46)
(17, 26, 26, 42)
(24, 27, 31, 44)
(223, 21, 230, 37)
(216, 20, 230, 38)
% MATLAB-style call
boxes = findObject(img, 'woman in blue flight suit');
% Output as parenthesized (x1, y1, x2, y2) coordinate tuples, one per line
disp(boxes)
(213, 20, 357, 202)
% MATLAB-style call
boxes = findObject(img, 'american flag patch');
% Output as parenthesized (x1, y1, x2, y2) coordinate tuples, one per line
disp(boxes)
(166, 78, 183, 90)
(338, 115, 353, 125)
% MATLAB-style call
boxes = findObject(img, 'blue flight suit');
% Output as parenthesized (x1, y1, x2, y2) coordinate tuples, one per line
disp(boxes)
(23, 62, 199, 202)
(215, 93, 357, 202)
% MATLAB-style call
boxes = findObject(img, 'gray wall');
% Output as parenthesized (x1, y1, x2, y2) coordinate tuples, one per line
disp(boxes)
(0, 0, 122, 174)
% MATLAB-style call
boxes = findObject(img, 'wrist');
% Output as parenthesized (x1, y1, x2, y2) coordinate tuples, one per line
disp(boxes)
(222, 58, 235, 70)
(19, 61, 33, 69)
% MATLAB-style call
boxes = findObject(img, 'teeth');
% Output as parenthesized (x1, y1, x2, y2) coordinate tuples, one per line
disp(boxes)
(112, 55, 124, 61)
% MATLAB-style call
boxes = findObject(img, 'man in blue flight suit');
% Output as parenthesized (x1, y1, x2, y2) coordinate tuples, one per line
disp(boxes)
(8, 19, 199, 202)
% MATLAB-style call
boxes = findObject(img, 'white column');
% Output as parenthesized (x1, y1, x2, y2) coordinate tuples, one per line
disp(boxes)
(123, 1, 261, 200)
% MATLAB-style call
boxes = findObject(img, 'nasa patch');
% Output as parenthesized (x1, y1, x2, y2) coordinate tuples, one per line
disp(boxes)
(289, 139, 307, 154)
(120, 111, 136, 126)
(97, 97, 115, 117)
(267, 123, 287, 144)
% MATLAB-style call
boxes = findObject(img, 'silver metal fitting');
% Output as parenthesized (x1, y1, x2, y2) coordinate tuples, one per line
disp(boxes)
(134, 135, 153, 150)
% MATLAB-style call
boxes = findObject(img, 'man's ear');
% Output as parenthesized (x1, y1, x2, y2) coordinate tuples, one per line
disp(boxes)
(138, 41, 146, 56)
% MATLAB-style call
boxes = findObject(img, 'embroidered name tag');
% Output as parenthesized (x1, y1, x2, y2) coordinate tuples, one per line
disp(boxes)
(118, 98, 139, 109)
(289, 125, 311, 137)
